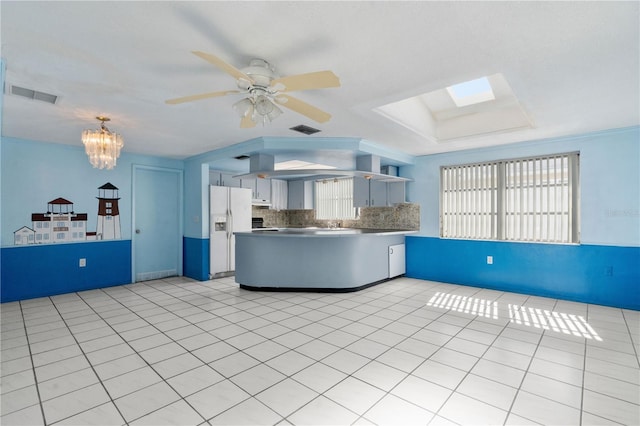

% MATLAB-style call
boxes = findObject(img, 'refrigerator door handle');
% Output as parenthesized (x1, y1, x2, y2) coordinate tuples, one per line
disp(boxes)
(227, 208, 233, 271)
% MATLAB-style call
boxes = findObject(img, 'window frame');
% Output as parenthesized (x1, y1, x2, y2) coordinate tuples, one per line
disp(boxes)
(314, 177, 359, 221)
(440, 152, 580, 244)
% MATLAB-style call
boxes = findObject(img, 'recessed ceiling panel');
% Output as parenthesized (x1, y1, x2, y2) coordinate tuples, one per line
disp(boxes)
(374, 73, 533, 143)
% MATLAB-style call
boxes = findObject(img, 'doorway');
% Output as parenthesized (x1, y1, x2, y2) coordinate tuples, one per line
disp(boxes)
(132, 165, 183, 282)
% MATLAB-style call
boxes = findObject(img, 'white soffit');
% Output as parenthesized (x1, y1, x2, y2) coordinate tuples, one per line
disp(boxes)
(374, 73, 533, 143)
(274, 160, 337, 170)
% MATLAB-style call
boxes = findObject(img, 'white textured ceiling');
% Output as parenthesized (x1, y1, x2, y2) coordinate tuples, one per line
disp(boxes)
(1, 1, 638, 160)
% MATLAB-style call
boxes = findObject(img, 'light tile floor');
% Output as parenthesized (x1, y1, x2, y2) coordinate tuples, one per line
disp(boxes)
(1, 276, 639, 425)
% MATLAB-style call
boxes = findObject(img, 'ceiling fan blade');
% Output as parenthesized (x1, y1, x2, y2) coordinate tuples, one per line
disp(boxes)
(192, 51, 254, 83)
(165, 90, 239, 105)
(240, 105, 256, 128)
(240, 115, 256, 128)
(272, 71, 340, 92)
(275, 94, 332, 123)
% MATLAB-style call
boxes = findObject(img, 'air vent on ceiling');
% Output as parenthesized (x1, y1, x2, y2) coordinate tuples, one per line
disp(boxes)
(9, 85, 58, 104)
(234, 155, 250, 160)
(290, 124, 321, 135)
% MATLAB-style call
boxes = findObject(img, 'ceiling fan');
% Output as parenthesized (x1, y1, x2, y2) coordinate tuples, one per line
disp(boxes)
(165, 51, 341, 128)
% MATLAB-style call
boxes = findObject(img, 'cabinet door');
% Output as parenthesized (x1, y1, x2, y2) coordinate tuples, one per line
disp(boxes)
(369, 180, 387, 206)
(209, 171, 221, 186)
(389, 244, 406, 277)
(302, 181, 314, 209)
(256, 178, 271, 201)
(220, 172, 241, 188)
(288, 180, 304, 209)
(387, 181, 405, 205)
(289, 180, 314, 209)
(353, 177, 370, 207)
(241, 178, 256, 198)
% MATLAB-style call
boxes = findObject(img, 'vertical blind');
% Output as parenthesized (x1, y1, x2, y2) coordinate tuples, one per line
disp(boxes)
(441, 152, 579, 243)
(315, 177, 358, 220)
(270, 179, 288, 211)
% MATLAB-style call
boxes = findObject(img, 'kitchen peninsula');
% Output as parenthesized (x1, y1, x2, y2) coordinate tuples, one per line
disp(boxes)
(235, 228, 415, 292)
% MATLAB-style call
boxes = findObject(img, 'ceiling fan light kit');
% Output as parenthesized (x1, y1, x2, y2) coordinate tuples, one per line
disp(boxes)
(166, 51, 340, 128)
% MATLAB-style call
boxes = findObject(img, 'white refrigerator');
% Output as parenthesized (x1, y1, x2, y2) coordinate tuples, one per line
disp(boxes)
(210, 186, 252, 278)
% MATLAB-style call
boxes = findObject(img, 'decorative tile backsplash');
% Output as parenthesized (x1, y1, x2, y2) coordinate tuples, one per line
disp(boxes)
(252, 203, 420, 230)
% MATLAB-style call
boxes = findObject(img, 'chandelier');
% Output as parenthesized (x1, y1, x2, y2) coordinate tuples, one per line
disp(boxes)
(232, 88, 283, 125)
(82, 116, 124, 170)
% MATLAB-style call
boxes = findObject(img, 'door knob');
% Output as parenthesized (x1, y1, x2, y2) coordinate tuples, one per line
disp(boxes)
(135, 229, 141, 234)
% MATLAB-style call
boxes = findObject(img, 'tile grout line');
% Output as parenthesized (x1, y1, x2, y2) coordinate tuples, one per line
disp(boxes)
(5, 277, 637, 425)
(30, 284, 211, 424)
(338, 284, 492, 424)
(46, 293, 131, 426)
(504, 297, 578, 425)
(424, 289, 523, 425)
(76, 283, 246, 425)
(16, 299, 48, 424)
(620, 308, 640, 369)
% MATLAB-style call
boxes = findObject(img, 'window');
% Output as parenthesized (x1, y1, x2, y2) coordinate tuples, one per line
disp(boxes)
(441, 152, 579, 243)
(446, 76, 495, 107)
(315, 177, 358, 220)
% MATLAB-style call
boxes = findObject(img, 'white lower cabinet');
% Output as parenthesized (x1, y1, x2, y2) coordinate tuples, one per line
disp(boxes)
(389, 244, 405, 277)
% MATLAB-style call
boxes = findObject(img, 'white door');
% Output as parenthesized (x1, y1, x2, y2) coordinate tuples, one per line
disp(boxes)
(133, 166, 183, 282)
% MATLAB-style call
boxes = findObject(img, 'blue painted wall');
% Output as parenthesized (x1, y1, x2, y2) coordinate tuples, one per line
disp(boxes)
(183, 237, 209, 281)
(406, 237, 640, 310)
(1, 137, 184, 301)
(1, 59, 5, 289)
(404, 127, 640, 309)
(2, 240, 131, 302)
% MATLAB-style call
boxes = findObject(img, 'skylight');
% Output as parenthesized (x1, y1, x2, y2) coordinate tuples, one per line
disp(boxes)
(446, 76, 495, 107)
(372, 73, 532, 142)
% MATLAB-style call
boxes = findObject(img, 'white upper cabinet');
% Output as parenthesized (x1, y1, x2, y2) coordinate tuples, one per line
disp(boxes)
(210, 170, 241, 187)
(288, 180, 314, 209)
(353, 177, 405, 207)
(220, 172, 241, 188)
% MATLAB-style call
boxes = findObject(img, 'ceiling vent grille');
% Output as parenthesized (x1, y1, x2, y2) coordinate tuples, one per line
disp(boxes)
(8, 85, 58, 104)
(290, 124, 321, 135)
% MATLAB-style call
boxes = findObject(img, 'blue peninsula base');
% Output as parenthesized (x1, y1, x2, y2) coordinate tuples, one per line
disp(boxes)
(235, 229, 413, 292)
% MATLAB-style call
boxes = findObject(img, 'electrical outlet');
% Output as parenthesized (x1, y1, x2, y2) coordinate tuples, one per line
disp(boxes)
(487, 256, 493, 265)
(79, 258, 86, 267)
